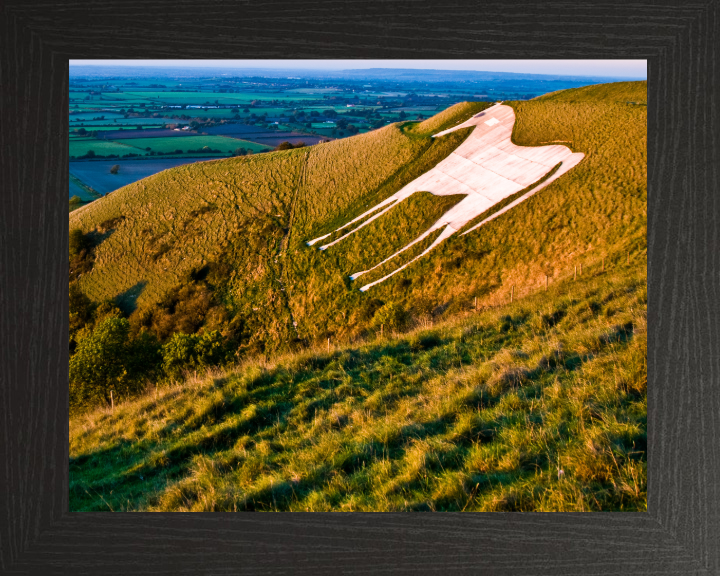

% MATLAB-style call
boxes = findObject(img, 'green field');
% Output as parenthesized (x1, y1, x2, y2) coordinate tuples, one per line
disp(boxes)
(71, 126, 170, 133)
(111, 135, 272, 154)
(286, 88, 343, 93)
(69, 112, 125, 121)
(161, 109, 243, 119)
(70, 118, 183, 126)
(121, 91, 320, 104)
(69, 140, 138, 158)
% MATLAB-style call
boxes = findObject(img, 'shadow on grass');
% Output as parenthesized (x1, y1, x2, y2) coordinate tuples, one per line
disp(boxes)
(114, 280, 147, 315)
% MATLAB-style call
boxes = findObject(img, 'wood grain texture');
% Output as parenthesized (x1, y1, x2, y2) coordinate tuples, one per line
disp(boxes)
(0, 0, 717, 573)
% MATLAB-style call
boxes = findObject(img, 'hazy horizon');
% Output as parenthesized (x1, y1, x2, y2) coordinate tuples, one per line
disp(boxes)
(70, 59, 647, 80)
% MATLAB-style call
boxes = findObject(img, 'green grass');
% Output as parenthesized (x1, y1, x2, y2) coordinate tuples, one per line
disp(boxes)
(69, 139, 138, 158)
(70, 261, 646, 512)
(111, 135, 272, 154)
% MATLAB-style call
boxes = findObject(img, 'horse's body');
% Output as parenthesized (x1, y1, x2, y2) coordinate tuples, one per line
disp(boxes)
(307, 103, 585, 291)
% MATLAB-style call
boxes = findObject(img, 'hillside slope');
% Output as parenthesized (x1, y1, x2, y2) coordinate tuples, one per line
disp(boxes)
(70, 82, 646, 356)
(70, 261, 647, 512)
(69, 81, 647, 512)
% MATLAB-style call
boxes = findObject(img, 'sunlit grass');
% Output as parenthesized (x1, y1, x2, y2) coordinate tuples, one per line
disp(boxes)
(70, 261, 646, 512)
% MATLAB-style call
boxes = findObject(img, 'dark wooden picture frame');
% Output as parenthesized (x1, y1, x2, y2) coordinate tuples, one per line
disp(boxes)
(1, 1, 717, 573)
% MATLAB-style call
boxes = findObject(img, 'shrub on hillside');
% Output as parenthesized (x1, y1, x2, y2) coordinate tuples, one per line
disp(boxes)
(69, 229, 96, 281)
(69, 228, 90, 258)
(69, 196, 84, 212)
(70, 317, 161, 411)
(371, 302, 408, 331)
(69, 283, 96, 345)
(161, 330, 227, 380)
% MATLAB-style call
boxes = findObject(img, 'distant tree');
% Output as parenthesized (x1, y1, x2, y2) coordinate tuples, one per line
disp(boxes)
(145, 147, 151, 151)
(399, 111, 407, 119)
(233, 147, 248, 156)
(294, 141, 306, 148)
(136, 125, 143, 130)
(77, 127, 87, 136)
(110, 164, 120, 174)
(85, 150, 95, 158)
(243, 108, 249, 113)
(276, 142, 294, 151)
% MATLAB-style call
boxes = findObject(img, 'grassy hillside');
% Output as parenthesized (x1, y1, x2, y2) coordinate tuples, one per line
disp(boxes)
(70, 260, 646, 512)
(69, 84, 645, 357)
(69, 81, 647, 512)
(69, 102, 489, 352)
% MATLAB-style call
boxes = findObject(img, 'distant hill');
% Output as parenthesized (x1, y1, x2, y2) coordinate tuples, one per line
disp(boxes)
(70, 81, 646, 355)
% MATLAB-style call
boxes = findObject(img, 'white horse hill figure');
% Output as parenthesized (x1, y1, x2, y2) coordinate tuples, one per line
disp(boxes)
(307, 103, 585, 291)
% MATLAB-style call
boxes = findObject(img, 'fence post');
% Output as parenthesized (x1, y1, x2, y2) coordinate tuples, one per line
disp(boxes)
(474, 296, 477, 311)
(110, 390, 114, 414)
(574, 265, 577, 280)
(327, 338, 330, 353)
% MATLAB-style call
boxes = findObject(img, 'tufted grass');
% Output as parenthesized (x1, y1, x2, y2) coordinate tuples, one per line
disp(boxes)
(70, 260, 646, 512)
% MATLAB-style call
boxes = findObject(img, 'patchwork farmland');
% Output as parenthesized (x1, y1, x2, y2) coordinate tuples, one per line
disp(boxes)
(70, 68, 605, 202)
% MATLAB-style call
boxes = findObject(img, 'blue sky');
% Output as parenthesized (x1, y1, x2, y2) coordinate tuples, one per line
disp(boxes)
(70, 60, 647, 79)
